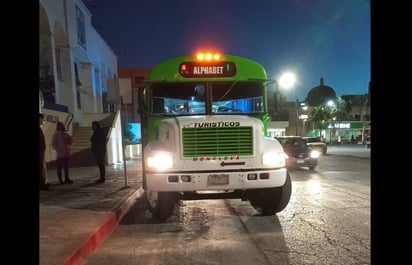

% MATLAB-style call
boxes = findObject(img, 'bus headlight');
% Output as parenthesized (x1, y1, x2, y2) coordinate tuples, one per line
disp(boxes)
(262, 151, 287, 166)
(146, 151, 173, 170)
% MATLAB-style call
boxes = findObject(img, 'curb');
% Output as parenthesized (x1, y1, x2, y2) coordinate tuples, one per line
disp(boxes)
(60, 188, 145, 265)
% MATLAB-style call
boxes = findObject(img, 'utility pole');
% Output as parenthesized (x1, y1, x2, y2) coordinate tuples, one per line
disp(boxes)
(295, 97, 299, 136)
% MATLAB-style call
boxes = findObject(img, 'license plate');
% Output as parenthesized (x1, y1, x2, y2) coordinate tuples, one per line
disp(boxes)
(297, 159, 304, 164)
(208, 174, 229, 186)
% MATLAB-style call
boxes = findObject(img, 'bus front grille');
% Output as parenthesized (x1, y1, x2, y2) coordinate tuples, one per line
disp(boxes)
(182, 126, 253, 157)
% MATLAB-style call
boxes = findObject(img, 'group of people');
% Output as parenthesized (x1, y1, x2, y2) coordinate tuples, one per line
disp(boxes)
(39, 113, 107, 190)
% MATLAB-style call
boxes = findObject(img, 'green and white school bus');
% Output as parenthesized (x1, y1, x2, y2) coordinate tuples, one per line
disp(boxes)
(138, 52, 291, 220)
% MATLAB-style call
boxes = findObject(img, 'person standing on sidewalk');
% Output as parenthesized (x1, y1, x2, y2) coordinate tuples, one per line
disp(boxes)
(90, 121, 107, 183)
(39, 113, 50, 190)
(51, 122, 74, 184)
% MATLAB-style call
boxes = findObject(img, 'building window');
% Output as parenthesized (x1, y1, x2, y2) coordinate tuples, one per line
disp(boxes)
(76, 5, 86, 49)
(39, 64, 55, 103)
(363, 114, 370, 121)
(75, 63, 82, 109)
(352, 114, 361, 121)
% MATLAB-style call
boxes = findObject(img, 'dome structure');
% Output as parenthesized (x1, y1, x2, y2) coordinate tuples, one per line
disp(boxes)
(306, 77, 336, 106)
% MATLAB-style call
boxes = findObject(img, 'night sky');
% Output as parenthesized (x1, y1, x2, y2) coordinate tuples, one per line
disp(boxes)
(82, 0, 370, 101)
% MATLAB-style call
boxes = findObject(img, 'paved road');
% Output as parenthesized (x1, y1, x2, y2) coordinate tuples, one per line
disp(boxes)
(326, 144, 370, 158)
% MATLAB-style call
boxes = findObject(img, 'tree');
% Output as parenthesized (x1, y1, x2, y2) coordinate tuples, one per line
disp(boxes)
(309, 105, 333, 135)
(123, 123, 136, 144)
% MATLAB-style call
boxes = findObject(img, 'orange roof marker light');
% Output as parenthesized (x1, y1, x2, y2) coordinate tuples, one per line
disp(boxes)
(196, 52, 221, 61)
(180, 52, 234, 78)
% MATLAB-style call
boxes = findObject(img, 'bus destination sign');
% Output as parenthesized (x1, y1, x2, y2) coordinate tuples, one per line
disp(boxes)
(179, 61, 237, 78)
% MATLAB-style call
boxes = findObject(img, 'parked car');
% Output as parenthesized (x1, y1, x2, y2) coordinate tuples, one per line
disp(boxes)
(303, 136, 327, 155)
(275, 136, 320, 170)
(338, 136, 350, 144)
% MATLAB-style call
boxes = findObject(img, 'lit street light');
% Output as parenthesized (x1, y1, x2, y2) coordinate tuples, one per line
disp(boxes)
(299, 102, 308, 136)
(279, 72, 298, 136)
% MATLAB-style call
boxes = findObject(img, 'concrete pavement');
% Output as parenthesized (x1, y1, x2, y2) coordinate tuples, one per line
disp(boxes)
(39, 158, 144, 265)
(39, 144, 370, 265)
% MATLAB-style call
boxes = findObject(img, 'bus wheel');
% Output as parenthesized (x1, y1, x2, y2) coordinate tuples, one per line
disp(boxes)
(146, 189, 178, 220)
(248, 172, 292, 215)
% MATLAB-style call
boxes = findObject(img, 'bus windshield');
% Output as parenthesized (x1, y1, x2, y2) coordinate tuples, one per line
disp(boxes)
(151, 82, 265, 115)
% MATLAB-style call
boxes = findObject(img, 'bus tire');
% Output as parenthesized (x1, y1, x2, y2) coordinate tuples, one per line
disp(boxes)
(146, 190, 178, 220)
(248, 171, 292, 215)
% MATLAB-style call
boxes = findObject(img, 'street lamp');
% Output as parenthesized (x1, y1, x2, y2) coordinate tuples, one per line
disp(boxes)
(279, 72, 298, 136)
(300, 102, 308, 136)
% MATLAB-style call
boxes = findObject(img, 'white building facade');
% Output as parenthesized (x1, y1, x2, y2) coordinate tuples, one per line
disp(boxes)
(39, 0, 125, 165)
(39, 0, 118, 123)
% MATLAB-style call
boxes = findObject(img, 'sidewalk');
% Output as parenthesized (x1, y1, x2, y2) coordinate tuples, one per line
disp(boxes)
(39, 158, 144, 265)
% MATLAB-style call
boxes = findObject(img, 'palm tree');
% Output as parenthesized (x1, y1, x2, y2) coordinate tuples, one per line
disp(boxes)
(309, 105, 333, 136)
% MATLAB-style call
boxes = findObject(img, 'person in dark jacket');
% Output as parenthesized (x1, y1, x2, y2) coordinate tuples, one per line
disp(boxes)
(90, 121, 107, 183)
(39, 113, 50, 190)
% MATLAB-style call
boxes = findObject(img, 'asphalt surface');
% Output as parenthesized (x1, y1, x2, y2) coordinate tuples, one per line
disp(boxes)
(326, 143, 371, 158)
(39, 144, 370, 265)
